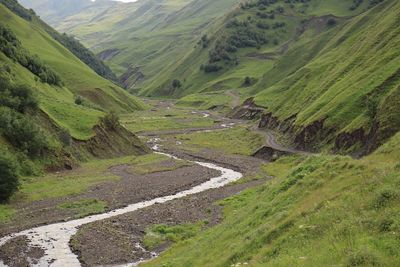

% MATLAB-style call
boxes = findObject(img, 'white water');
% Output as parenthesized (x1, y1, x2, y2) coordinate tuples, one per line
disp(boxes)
(0, 141, 242, 267)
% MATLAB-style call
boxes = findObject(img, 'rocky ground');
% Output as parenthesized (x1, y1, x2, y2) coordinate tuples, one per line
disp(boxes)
(0, 101, 278, 266)
(71, 178, 268, 266)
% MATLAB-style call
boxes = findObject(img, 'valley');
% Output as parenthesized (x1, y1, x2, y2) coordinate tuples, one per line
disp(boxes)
(0, 0, 399, 266)
(0, 101, 275, 266)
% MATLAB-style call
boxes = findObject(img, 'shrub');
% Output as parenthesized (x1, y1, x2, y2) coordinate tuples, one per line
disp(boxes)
(0, 78, 38, 113)
(172, 79, 182, 89)
(74, 95, 84, 105)
(0, 107, 49, 157)
(0, 149, 19, 202)
(203, 64, 222, 73)
(58, 128, 72, 146)
(327, 18, 337, 27)
(244, 76, 252, 86)
(373, 188, 399, 209)
(199, 35, 210, 48)
(0, 24, 62, 86)
(101, 111, 120, 130)
(347, 248, 379, 266)
(0, 0, 34, 21)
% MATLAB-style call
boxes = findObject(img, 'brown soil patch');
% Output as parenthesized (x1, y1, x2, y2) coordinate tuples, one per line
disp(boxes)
(71, 179, 268, 266)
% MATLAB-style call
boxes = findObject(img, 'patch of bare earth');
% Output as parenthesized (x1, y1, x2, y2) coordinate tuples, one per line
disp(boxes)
(0, 236, 45, 267)
(0, 162, 219, 237)
(71, 179, 268, 266)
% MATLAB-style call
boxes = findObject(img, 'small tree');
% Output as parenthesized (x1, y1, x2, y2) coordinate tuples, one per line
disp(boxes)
(0, 149, 19, 202)
(74, 95, 84, 105)
(101, 111, 119, 130)
(58, 128, 72, 146)
(244, 76, 252, 86)
(172, 79, 182, 89)
(327, 18, 337, 27)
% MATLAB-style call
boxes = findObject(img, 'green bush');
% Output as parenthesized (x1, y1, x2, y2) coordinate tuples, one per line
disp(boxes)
(244, 76, 252, 86)
(0, 78, 38, 113)
(172, 79, 182, 89)
(0, 149, 19, 203)
(101, 111, 120, 130)
(74, 95, 84, 105)
(373, 188, 399, 209)
(347, 248, 380, 266)
(0, 107, 49, 157)
(0, 24, 62, 86)
(58, 128, 72, 146)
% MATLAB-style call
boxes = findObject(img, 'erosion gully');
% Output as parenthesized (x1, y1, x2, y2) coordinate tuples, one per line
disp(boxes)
(0, 134, 243, 267)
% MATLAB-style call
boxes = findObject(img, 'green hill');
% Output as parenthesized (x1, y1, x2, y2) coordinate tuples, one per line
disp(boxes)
(128, 0, 397, 154)
(24, 0, 398, 155)
(22, 0, 241, 92)
(18, 0, 93, 25)
(143, 127, 400, 267)
(0, 0, 148, 183)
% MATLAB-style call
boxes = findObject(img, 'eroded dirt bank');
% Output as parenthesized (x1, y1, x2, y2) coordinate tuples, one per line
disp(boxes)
(0, 101, 275, 267)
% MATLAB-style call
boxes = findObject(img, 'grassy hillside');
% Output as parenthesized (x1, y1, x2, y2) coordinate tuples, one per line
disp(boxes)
(0, 3, 145, 139)
(22, 0, 397, 154)
(26, 0, 240, 92)
(132, 0, 368, 97)
(251, 0, 399, 153)
(0, 1, 149, 204)
(18, 0, 93, 25)
(124, 0, 396, 154)
(143, 129, 400, 267)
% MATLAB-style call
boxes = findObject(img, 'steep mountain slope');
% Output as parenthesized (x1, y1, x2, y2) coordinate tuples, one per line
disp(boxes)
(24, 0, 397, 155)
(0, 1, 148, 178)
(251, 0, 400, 154)
(124, 0, 397, 154)
(131, 0, 370, 97)
(22, 0, 240, 92)
(18, 0, 93, 25)
(143, 129, 400, 267)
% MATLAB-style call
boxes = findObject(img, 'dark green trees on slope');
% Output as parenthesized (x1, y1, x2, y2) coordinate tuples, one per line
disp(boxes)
(0, 150, 19, 202)
(0, 0, 118, 83)
(0, 24, 62, 85)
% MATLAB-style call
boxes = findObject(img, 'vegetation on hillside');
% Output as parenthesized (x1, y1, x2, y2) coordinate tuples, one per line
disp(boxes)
(0, 76, 53, 201)
(0, 0, 34, 20)
(0, 24, 62, 85)
(0, 1, 147, 202)
(3, 0, 118, 83)
(0, 149, 20, 202)
(46, 31, 118, 83)
(144, 132, 400, 267)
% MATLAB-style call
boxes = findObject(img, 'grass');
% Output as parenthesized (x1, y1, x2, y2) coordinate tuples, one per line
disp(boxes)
(123, 153, 192, 175)
(0, 153, 176, 223)
(126, 0, 367, 99)
(0, 206, 15, 223)
(176, 127, 264, 156)
(176, 92, 233, 110)
(120, 108, 215, 133)
(143, 131, 400, 267)
(143, 222, 206, 250)
(48, 0, 238, 97)
(251, 0, 400, 144)
(58, 198, 107, 218)
(128, 159, 192, 175)
(38, 0, 400, 152)
(0, 4, 144, 140)
(12, 153, 169, 202)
